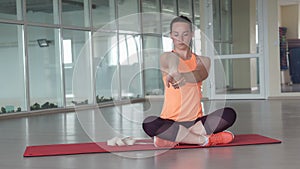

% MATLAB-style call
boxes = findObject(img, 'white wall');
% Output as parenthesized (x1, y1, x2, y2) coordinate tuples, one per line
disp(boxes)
(281, 5, 299, 38)
(266, 0, 280, 97)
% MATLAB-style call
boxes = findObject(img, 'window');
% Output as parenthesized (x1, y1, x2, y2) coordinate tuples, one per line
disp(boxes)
(0, 0, 23, 20)
(0, 0, 202, 113)
(0, 23, 26, 113)
(27, 26, 63, 109)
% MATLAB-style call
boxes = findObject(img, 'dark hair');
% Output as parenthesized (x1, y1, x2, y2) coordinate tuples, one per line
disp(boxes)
(170, 15, 193, 32)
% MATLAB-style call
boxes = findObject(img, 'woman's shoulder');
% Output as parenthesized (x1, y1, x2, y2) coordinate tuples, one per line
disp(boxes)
(193, 54, 211, 69)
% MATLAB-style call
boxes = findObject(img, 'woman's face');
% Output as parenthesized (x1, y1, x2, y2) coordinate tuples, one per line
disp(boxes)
(170, 22, 193, 50)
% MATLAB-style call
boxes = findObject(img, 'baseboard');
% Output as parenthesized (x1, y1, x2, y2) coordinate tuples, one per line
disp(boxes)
(268, 96, 300, 100)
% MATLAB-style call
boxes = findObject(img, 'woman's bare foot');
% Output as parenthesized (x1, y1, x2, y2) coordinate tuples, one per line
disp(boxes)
(188, 121, 207, 136)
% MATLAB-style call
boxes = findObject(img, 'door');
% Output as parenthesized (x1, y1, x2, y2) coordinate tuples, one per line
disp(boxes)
(206, 0, 265, 99)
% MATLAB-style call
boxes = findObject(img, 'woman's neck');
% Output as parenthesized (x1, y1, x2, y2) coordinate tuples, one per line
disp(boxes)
(173, 49, 192, 60)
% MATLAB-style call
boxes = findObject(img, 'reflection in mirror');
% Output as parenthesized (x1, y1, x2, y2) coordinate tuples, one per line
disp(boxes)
(279, 4, 300, 93)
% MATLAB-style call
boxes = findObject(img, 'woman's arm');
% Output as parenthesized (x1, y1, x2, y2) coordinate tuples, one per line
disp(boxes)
(160, 52, 184, 88)
(181, 55, 211, 83)
(160, 52, 179, 76)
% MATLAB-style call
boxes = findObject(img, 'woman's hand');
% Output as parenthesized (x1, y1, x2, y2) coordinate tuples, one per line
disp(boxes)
(165, 72, 186, 89)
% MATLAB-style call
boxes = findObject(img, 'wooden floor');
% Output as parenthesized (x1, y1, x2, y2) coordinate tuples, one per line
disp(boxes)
(0, 99, 299, 169)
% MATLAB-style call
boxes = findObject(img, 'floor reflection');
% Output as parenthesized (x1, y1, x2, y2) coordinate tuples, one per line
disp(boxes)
(154, 147, 233, 169)
(281, 83, 300, 92)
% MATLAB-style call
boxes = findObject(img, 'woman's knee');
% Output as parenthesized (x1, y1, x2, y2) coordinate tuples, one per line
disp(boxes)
(223, 107, 237, 125)
(210, 107, 237, 125)
(142, 116, 160, 137)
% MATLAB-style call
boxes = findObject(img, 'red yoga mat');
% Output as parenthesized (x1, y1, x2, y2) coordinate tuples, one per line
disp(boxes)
(23, 134, 281, 157)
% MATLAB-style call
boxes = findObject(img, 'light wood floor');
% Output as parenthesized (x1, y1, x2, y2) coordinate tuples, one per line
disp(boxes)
(0, 99, 299, 169)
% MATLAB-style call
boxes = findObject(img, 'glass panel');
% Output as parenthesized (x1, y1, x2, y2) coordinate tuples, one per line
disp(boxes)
(116, 0, 141, 99)
(142, 0, 160, 12)
(62, 29, 92, 106)
(119, 34, 143, 99)
(27, 26, 63, 110)
(0, 0, 22, 20)
(142, 12, 161, 34)
(62, 0, 90, 27)
(26, 0, 58, 24)
(213, 0, 258, 55)
(162, 0, 176, 15)
(213, 0, 231, 55)
(118, 0, 138, 16)
(143, 36, 164, 96)
(194, 0, 201, 28)
(94, 32, 118, 102)
(118, 0, 139, 33)
(161, 0, 176, 34)
(0, 23, 26, 113)
(92, 0, 115, 29)
(178, 0, 192, 18)
(215, 58, 260, 94)
(213, 0, 221, 45)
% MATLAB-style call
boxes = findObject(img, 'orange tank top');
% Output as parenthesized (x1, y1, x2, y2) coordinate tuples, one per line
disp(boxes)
(160, 52, 203, 121)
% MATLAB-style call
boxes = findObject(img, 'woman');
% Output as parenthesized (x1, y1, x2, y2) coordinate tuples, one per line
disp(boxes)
(142, 15, 237, 147)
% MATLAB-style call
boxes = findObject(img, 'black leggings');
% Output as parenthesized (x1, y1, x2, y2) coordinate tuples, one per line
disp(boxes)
(142, 107, 237, 141)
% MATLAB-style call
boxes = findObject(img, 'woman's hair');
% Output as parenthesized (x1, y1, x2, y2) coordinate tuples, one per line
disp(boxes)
(170, 15, 193, 32)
